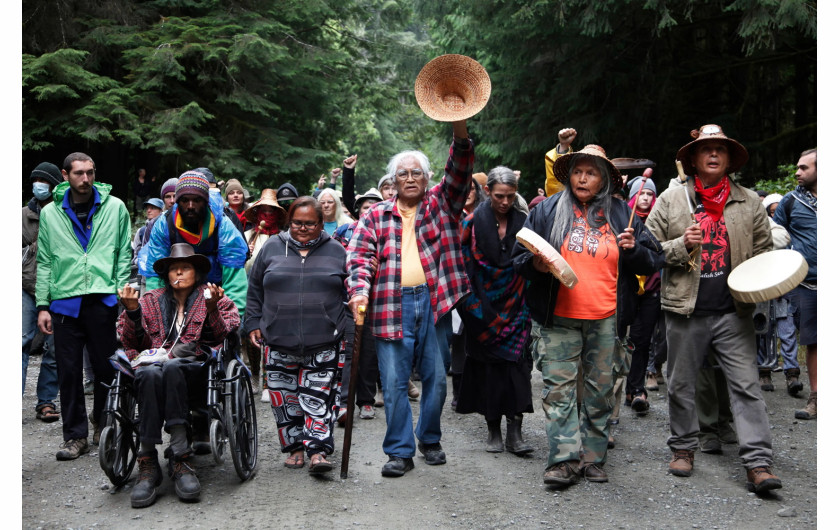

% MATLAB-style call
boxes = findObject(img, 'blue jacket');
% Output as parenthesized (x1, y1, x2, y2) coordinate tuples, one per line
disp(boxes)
(774, 187, 816, 283)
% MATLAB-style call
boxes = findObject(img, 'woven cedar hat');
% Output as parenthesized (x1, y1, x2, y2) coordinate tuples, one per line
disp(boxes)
(243, 188, 287, 224)
(471, 172, 488, 187)
(153, 243, 211, 276)
(553, 145, 623, 193)
(676, 124, 749, 173)
(414, 54, 491, 122)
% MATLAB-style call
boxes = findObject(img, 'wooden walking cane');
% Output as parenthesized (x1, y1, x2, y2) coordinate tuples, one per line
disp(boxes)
(340, 305, 366, 479)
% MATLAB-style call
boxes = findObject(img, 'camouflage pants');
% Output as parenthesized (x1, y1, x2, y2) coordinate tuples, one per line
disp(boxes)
(541, 315, 615, 468)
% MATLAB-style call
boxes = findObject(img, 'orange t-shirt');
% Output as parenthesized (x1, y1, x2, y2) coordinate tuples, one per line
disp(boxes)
(553, 207, 618, 320)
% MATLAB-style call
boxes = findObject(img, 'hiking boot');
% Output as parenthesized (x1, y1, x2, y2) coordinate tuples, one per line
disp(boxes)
(668, 449, 694, 477)
(56, 438, 90, 461)
(407, 380, 420, 401)
(417, 441, 446, 465)
(795, 391, 816, 420)
(504, 415, 534, 456)
(131, 451, 163, 508)
(581, 462, 608, 483)
(486, 419, 503, 453)
(784, 368, 804, 396)
(746, 466, 782, 493)
(381, 456, 414, 477)
(543, 461, 579, 487)
(759, 372, 774, 391)
(359, 405, 375, 419)
(645, 372, 659, 391)
(168, 453, 201, 501)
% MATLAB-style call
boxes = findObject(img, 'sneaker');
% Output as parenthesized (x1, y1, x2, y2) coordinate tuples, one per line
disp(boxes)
(543, 461, 580, 487)
(131, 451, 163, 508)
(407, 381, 420, 401)
(746, 466, 782, 493)
(645, 372, 659, 391)
(795, 391, 816, 420)
(84, 379, 94, 395)
(630, 394, 650, 416)
(784, 368, 804, 396)
(759, 373, 774, 391)
(699, 437, 723, 455)
(374, 390, 384, 407)
(337, 407, 347, 427)
(56, 438, 90, 461)
(168, 454, 201, 501)
(668, 449, 694, 477)
(417, 441, 446, 465)
(261, 389, 270, 403)
(359, 405, 375, 419)
(581, 462, 608, 483)
(381, 456, 414, 477)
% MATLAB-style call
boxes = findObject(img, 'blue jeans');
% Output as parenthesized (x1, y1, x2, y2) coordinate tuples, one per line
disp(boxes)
(375, 285, 447, 458)
(22, 290, 58, 408)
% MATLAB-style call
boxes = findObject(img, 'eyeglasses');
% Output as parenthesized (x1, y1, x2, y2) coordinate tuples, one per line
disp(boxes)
(395, 169, 424, 180)
(290, 220, 318, 229)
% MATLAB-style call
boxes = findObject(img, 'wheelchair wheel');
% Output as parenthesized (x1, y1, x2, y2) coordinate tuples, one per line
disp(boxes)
(225, 360, 258, 481)
(99, 388, 138, 487)
(209, 418, 226, 465)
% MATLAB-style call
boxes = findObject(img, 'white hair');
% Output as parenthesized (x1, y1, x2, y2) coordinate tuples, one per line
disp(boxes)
(318, 188, 352, 228)
(386, 150, 431, 181)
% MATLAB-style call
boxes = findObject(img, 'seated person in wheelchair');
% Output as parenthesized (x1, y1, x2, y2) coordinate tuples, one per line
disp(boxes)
(117, 243, 240, 508)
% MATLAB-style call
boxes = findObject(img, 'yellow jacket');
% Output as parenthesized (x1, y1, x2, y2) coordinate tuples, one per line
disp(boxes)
(544, 145, 572, 197)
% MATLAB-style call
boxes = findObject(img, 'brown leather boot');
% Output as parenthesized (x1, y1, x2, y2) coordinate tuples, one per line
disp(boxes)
(668, 449, 694, 477)
(784, 368, 803, 396)
(746, 466, 782, 493)
(795, 391, 816, 420)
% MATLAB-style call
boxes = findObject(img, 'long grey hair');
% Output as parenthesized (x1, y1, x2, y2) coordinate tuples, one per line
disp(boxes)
(548, 154, 616, 250)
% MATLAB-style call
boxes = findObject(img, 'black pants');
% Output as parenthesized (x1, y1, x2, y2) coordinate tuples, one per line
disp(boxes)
(135, 358, 206, 447)
(52, 299, 118, 441)
(627, 292, 661, 397)
(340, 320, 380, 407)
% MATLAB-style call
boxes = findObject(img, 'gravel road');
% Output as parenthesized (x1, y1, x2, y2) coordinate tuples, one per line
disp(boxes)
(22, 352, 817, 529)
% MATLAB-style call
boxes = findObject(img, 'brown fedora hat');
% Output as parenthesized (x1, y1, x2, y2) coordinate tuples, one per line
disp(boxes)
(676, 124, 749, 173)
(553, 145, 623, 193)
(243, 188, 287, 224)
(153, 243, 211, 276)
(611, 158, 657, 171)
(414, 54, 491, 122)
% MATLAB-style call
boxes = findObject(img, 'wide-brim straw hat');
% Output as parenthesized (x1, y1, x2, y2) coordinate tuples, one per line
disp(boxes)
(676, 124, 749, 173)
(153, 243, 211, 276)
(611, 158, 657, 171)
(553, 145, 623, 193)
(414, 54, 491, 122)
(243, 188, 287, 224)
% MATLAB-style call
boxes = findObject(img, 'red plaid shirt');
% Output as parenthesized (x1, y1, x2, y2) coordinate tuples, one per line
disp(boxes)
(346, 137, 474, 339)
(117, 287, 240, 361)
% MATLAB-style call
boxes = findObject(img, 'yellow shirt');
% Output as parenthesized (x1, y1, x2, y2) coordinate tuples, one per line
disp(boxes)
(544, 145, 571, 197)
(398, 202, 426, 287)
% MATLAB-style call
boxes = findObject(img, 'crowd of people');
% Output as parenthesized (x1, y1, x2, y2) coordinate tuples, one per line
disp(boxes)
(23, 120, 816, 508)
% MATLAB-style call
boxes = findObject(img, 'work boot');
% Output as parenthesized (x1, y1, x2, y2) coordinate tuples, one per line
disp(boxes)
(758, 370, 774, 391)
(407, 380, 420, 401)
(485, 419, 503, 453)
(543, 461, 579, 487)
(795, 391, 817, 420)
(130, 451, 163, 508)
(167, 452, 201, 502)
(668, 449, 694, 477)
(746, 466, 782, 493)
(645, 371, 659, 391)
(784, 368, 804, 396)
(56, 438, 90, 461)
(504, 415, 533, 456)
(580, 462, 608, 483)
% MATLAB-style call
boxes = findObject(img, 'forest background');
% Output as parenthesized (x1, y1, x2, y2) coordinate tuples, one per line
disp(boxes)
(21, 0, 817, 203)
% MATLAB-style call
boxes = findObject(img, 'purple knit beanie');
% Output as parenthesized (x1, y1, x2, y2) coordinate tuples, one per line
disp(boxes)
(160, 177, 179, 199)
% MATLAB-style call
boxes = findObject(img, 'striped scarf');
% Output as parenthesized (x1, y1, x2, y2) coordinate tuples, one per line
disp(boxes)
(174, 208, 216, 245)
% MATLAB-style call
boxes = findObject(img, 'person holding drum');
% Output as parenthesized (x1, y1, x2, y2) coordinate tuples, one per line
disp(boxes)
(512, 145, 663, 487)
(645, 124, 780, 493)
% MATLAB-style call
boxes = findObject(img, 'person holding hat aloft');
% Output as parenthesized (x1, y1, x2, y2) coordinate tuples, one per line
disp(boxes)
(23, 162, 63, 423)
(117, 243, 240, 507)
(512, 145, 663, 487)
(645, 124, 780, 493)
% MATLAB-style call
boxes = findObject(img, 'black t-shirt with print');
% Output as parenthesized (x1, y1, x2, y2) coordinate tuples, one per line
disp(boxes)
(693, 203, 735, 315)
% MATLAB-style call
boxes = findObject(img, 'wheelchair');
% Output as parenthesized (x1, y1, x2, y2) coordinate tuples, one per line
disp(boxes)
(99, 333, 258, 486)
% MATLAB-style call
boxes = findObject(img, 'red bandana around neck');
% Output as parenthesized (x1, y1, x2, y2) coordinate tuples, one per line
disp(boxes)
(694, 176, 730, 222)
